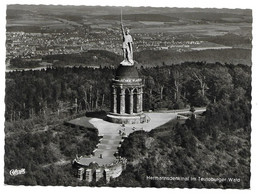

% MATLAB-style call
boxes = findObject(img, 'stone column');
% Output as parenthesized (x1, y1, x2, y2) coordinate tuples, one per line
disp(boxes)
(85, 169, 92, 183)
(129, 89, 134, 114)
(77, 167, 84, 181)
(104, 168, 111, 183)
(140, 87, 143, 112)
(112, 86, 117, 113)
(95, 169, 102, 182)
(120, 88, 125, 114)
(136, 88, 141, 113)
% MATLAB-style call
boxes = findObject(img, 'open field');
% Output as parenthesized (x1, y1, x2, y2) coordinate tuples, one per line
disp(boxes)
(133, 23, 250, 36)
(6, 5, 252, 37)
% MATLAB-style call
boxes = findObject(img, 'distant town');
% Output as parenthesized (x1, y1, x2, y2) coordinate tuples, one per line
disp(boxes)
(5, 30, 198, 57)
(6, 29, 231, 66)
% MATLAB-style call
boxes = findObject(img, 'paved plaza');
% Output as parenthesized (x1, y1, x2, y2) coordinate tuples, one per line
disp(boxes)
(69, 112, 177, 166)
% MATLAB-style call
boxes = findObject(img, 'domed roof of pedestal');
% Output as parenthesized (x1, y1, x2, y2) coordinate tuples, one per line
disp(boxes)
(115, 64, 139, 80)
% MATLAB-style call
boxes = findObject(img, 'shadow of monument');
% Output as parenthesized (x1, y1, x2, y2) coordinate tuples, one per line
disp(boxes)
(85, 110, 108, 120)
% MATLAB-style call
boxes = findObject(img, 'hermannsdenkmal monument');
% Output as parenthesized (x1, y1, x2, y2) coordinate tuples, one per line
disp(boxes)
(106, 21, 147, 124)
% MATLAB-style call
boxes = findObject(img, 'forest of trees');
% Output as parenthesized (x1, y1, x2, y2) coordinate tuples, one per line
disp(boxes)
(5, 66, 114, 121)
(5, 122, 99, 185)
(5, 62, 251, 121)
(5, 61, 251, 187)
(135, 48, 251, 66)
(111, 97, 251, 188)
(9, 50, 122, 69)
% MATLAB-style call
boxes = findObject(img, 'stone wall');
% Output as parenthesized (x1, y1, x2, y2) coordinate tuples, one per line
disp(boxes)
(106, 113, 147, 124)
(77, 167, 84, 181)
(74, 157, 127, 183)
(85, 169, 92, 182)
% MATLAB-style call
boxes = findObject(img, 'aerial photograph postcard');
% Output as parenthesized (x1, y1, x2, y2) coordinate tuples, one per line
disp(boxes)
(4, 3, 252, 189)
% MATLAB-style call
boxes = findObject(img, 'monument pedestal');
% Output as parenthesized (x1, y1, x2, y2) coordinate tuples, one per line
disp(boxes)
(107, 64, 145, 125)
(106, 112, 147, 124)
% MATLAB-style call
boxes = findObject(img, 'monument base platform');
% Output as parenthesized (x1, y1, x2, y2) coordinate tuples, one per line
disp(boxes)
(106, 112, 147, 124)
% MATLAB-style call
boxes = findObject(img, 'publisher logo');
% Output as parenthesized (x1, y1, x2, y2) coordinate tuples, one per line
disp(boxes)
(9, 168, 26, 176)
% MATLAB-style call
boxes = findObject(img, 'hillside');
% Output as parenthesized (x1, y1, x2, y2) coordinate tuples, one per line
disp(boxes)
(111, 106, 251, 188)
(9, 50, 121, 69)
(135, 48, 252, 66)
(8, 48, 251, 70)
(4, 116, 99, 185)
